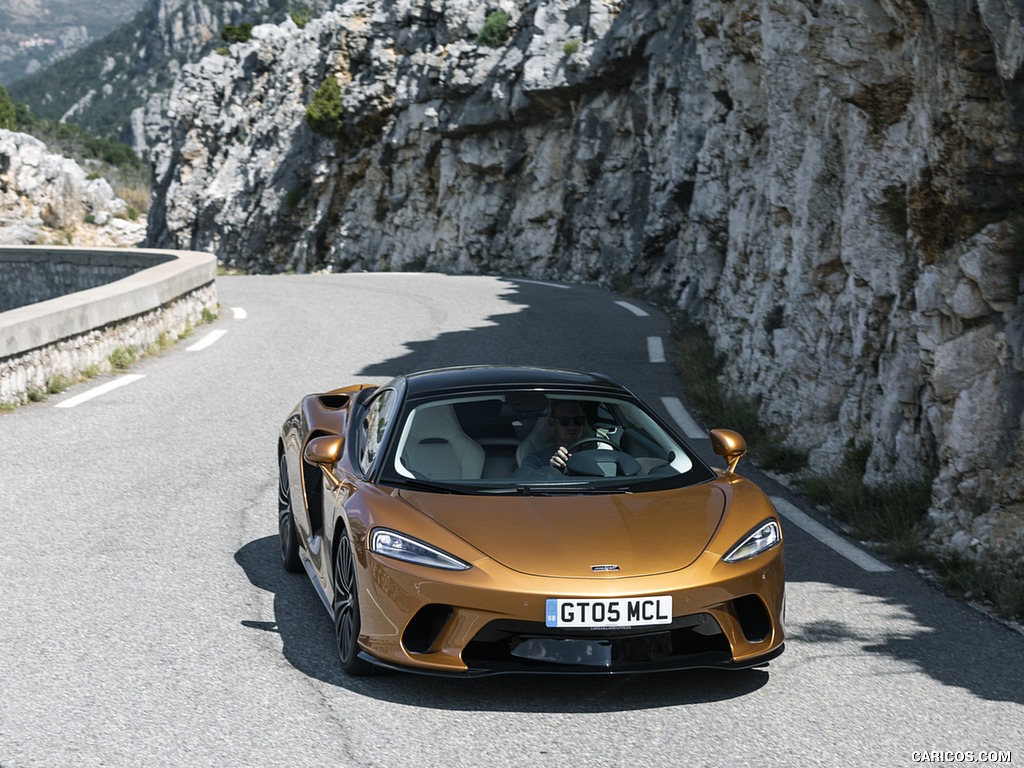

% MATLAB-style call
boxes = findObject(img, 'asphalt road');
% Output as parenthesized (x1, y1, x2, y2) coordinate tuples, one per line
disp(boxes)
(0, 273, 1020, 767)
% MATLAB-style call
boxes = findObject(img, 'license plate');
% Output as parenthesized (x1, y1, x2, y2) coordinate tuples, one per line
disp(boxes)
(545, 596, 673, 628)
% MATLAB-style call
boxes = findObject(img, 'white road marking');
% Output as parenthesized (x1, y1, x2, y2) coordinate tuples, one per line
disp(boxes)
(661, 396, 705, 440)
(187, 329, 228, 352)
(771, 496, 894, 573)
(509, 278, 571, 289)
(615, 301, 649, 317)
(648, 336, 666, 363)
(55, 375, 145, 409)
(231, 307, 247, 319)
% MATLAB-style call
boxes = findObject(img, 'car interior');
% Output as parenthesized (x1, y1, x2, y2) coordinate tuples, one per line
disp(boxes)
(392, 391, 692, 484)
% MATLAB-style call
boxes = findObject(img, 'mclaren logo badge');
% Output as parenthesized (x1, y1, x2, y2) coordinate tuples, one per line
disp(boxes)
(591, 564, 620, 572)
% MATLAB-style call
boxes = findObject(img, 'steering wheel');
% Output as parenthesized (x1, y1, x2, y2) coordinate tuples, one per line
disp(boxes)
(562, 437, 640, 477)
(566, 437, 618, 453)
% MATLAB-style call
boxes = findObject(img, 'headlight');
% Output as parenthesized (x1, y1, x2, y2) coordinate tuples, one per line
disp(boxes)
(723, 520, 781, 563)
(370, 529, 471, 571)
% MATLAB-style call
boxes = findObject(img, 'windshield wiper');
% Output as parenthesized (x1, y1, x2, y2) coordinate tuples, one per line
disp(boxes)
(391, 478, 465, 495)
(512, 484, 634, 496)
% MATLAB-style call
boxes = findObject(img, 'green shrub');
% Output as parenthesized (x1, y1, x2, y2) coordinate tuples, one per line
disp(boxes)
(221, 23, 254, 44)
(109, 346, 137, 370)
(46, 375, 72, 394)
(305, 77, 344, 137)
(563, 39, 580, 57)
(291, 9, 312, 28)
(478, 11, 512, 47)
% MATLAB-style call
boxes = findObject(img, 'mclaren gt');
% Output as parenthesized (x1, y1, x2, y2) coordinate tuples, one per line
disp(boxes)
(277, 366, 784, 676)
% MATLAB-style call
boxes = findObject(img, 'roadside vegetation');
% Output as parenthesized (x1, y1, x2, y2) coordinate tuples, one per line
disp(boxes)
(0, 309, 219, 413)
(669, 310, 1024, 624)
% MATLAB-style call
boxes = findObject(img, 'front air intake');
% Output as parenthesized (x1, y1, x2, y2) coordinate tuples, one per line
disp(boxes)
(403, 605, 454, 654)
(731, 595, 772, 643)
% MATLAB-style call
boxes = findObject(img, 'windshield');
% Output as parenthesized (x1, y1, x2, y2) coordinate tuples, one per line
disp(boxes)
(383, 388, 713, 494)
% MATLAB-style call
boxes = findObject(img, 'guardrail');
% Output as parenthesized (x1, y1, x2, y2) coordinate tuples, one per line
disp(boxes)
(0, 246, 218, 407)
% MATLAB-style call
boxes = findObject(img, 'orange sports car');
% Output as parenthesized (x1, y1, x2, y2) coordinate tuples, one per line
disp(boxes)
(277, 366, 784, 676)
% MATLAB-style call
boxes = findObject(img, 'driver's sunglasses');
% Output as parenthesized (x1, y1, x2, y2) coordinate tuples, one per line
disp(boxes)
(555, 416, 586, 427)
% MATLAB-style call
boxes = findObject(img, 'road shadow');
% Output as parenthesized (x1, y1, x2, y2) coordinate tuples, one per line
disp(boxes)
(760, 471, 1024, 707)
(234, 535, 771, 711)
(355, 277, 656, 383)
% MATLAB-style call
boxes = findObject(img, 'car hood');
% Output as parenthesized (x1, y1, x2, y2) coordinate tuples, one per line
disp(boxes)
(396, 484, 726, 578)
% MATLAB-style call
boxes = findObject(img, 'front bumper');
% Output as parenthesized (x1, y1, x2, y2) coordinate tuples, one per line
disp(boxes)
(354, 545, 785, 676)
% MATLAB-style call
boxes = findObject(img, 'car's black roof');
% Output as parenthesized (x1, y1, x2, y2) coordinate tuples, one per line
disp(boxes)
(400, 366, 632, 398)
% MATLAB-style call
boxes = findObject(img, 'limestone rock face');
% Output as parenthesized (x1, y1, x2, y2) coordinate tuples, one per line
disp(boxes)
(146, 0, 1024, 566)
(0, 129, 146, 247)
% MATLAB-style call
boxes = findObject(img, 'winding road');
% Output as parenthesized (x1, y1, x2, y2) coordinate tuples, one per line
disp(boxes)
(1, 273, 1020, 767)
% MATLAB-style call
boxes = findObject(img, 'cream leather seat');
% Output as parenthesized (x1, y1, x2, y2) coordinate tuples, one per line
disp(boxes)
(403, 404, 485, 480)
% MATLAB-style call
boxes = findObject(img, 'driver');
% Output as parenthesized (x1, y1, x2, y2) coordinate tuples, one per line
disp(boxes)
(516, 400, 589, 476)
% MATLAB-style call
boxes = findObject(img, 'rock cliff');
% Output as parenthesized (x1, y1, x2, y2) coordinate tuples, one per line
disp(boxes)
(0, 129, 146, 247)
(145, 0, 1024, 566)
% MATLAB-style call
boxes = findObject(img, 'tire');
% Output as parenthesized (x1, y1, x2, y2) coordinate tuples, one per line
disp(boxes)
(332, 533, 376, 676)
(278, 453, 303, 573)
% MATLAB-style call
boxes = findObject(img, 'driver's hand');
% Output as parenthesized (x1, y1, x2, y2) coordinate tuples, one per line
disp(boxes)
(549, 446, 571, 469)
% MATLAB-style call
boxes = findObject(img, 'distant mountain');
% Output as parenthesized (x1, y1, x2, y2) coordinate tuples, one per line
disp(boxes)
(0, 0, 147, 84)
(7, 0, 337, 147)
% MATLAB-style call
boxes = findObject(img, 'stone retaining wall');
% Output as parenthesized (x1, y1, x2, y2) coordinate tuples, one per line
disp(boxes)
(0, 249, 171, 313)
(0, 246, 217, 407)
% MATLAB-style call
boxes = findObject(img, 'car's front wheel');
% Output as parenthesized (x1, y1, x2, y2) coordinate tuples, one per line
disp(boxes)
(278, 454, 303, 573)
(332, 533, 375, 676)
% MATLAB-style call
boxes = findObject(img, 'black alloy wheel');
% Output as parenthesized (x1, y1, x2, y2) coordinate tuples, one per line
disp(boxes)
(278, 454, 303, 573)
(332, 533, 375, 676)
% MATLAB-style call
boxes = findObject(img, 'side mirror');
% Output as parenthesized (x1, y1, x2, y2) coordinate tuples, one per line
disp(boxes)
(304, 435, 343, 486)
(304, 435, 342, 464)
(710, 428, 746, 475)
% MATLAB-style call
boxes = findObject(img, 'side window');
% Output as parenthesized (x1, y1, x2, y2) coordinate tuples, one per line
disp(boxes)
(358, 389, 396, 475)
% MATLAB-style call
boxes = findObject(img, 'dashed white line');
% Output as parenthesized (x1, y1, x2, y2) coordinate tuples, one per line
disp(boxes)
(187, 329, 228, 352)
(55, 375, 145, 409)
(615, 301, 649, 317)
(771, 496, 893, 573)
(648, 336, 666, 363)
(661, 396, 705, 440)
(231, 307, 247, 319)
